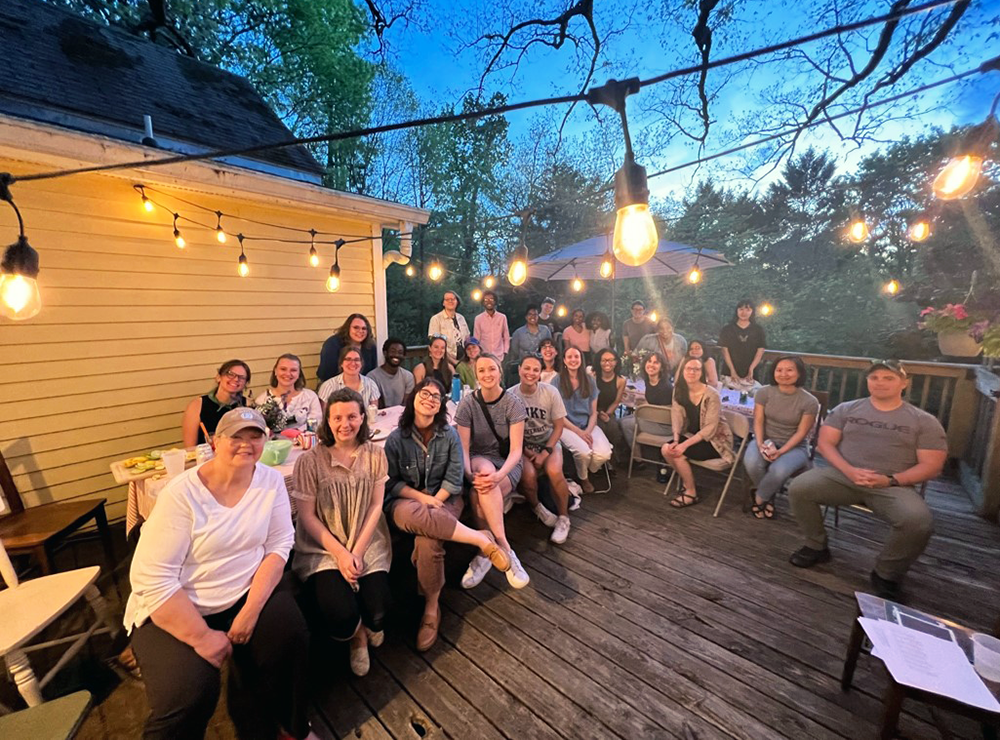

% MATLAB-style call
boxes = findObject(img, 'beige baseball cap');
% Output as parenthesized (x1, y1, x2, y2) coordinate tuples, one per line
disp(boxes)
(214, 407, 267, 437)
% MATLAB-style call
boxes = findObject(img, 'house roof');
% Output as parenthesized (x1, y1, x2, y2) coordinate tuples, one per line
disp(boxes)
(0, 0, 324, 178)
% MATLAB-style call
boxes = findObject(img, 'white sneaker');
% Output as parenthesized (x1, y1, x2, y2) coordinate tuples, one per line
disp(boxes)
(505, 549, 530, 589)
(502, 496, 514, 514)
(461, 554, 492, 589)
(566, 480, 583, 496)
(550, 516, 571, 544)
(533, 503, 558, 528)
(569, 494, 582, 511)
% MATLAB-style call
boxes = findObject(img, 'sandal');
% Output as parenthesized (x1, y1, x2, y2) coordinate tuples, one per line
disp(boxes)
(670, 490, 700, 508)
(751, 500, 776, 519)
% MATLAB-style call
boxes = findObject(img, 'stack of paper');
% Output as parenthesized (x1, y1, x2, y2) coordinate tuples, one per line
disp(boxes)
(859, 618, 1000, 712)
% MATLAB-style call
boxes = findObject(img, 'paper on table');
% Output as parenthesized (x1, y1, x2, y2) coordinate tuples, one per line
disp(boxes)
(859, 618, 1000, 712)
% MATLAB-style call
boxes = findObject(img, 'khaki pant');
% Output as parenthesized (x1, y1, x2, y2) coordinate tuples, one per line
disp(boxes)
(788, 466, 933, 582)
(390, 496, 464, 597)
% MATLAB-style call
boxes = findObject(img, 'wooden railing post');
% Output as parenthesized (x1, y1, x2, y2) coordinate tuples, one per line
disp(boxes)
(946, 370, 978, 460)
(975, 368, 1000, 521)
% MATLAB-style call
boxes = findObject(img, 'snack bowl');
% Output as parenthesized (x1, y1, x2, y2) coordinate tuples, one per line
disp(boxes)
(261, 438, 293, 466)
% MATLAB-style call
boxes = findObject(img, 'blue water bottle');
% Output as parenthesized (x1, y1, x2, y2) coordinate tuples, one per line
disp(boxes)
(451, 375, 462, 404)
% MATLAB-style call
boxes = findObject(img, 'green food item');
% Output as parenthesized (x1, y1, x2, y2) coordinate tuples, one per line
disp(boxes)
(148, 450, 162, 460)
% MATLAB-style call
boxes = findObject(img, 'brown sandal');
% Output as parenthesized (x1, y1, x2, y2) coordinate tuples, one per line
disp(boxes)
(480, 531, 511, 571)
(416, 610, 440, 652)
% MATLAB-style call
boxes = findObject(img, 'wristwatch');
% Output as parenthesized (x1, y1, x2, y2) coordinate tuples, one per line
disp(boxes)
(888, 475, 900, 487)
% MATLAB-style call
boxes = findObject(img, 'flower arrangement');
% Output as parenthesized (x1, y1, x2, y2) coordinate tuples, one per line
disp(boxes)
(917, 303, 980, 333)
(253, 395, 288, 434)
(621, 349, 652, 379)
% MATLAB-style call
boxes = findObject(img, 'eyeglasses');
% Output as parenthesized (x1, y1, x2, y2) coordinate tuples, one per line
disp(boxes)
(343, 357, 362, 364)
(417, 389, 442, 403)
(871, 359, 907, 377)
(223, 371, 248, 383)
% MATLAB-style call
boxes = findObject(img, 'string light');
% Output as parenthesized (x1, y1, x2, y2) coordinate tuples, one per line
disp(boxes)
(483, 275, 496, 289)
(556, 305, 568, 318)
(883, 279, 900, 295)
(687, 266, 702, 284)
(326, 239, 343, 292)
(508, 210, 531, 286)
(215, 211, 227, 244)
(847, 218, 869, 243)
(908, 219, 931, 242)
(759, 303, 774, 317)
(933, 97, 999, 200)
(428, 262, 444, 281)
(648, 311, 658, 323)
(172, 213, 185, 249)
(308, 230, 320, 267)
(571, 276, 584, 292)
(138, 185, 154, 213)
(405, 265, 416, 277)
(0, 176, 41, 320)
(471, 288, 483, 301)
(599, 246, 616, 279)
(237, 234, 249, 277)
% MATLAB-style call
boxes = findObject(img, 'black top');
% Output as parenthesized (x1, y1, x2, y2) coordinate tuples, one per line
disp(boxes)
(719, 322, 767, 378)
(317, 336, 378, 382)
(644, 375, 673, 406)
(596, 374, 619, 412)
(198, 393, 245, 444)
(678, 395, 703, 435)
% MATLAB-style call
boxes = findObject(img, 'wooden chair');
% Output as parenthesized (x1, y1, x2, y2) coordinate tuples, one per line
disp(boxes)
(626, 404, 673, 478)
(0, 538, 119, 708)
(664, 410, 751, 517)
(0, 449, 114, 577)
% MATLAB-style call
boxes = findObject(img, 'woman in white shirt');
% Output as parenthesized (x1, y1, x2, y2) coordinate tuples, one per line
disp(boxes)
(126, 407, 316, 740)
(255, 353, 322, 431)
(317, 346, 381, 409)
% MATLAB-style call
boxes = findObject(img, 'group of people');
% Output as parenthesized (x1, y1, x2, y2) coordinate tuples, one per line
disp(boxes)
(125, 293, 949, 739)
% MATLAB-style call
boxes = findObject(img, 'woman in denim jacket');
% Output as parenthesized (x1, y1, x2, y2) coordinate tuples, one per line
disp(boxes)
(383, 378, 510, 651)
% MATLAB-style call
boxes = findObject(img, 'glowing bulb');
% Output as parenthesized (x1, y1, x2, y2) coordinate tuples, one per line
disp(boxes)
(142, 195, 154, 213)
(405, 265, 416, 277)
(648, 311, 658, 323)
(471, 288, 483, 301)
(326, 263, 341, 292)
(687, 266, 702, 284)
(428, 263, 444, 282)
(237, 253, 249, 277)
(173, 228, 185, 249)
(507, 260, 527, 286)
(0, 273, 41, 320)
(933, 155, 983, 200)
(599, 251, 615, 279)
(556, 305, 567, 318)
(483, 275, 496, 289)
(613, 203, 658, 267)
(759, 303, 774, 317)
(848, 219, 869, 243)
(309, 245, 320, 267)
(884, 279, 900, 296)
(216, 226, 227, 244)
(908, 220, 930, 242)
(571, 277, 584, 292)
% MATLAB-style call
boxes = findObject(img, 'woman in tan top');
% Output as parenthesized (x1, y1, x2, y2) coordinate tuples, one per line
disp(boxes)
(292, 388, 391, 677)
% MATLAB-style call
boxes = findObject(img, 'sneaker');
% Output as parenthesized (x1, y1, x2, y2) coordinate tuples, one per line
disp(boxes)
(502, 496, 514, 514)
(870, 570, 902, 600)
(566, 480, 583, 496)
(656, 467, 669, 484)
(505, 550, 530, 589)
(461, 554, 492, 589)
(533, 503, 558, 528)
(569, 494, 582, 511)
(789, 546, 832, 568)
(550, 516, 571, 544)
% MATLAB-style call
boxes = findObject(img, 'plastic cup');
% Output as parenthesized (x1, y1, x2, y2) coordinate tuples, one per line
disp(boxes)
(972, 633, 1000, 682)
(161, 449, 186, 479)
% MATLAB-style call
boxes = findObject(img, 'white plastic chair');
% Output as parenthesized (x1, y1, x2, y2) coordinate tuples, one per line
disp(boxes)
(0, 538, 119, 708)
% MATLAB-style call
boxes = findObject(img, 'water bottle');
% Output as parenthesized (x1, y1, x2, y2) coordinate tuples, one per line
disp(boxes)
(451, 375, 462, 404)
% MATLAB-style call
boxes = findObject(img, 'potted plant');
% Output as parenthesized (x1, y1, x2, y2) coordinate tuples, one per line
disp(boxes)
(918, 303, 984, 357)
(971, 319, 1000, 359)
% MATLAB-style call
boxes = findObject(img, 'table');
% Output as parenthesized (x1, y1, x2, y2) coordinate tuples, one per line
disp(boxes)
(621, 381, 755, 418)
(841, 591, 1000, 739)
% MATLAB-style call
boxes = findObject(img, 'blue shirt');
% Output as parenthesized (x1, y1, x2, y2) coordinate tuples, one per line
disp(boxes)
(508, 324, 553, 367)
(383, 424, 464, 510)
(549, 376, 598, 428)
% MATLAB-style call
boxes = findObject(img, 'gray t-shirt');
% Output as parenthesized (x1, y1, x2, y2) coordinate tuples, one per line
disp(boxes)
(509, 383, 567, 446)
(755, 385, 820, 445)
(824, 398, 947, 475)
(454, 389, 527, 464)
(367, 366, 414, 408)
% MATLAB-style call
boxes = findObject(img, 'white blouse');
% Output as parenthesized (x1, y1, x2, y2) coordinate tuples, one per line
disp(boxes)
(124, 463, 294, 633)
(318, 373, 382, 409)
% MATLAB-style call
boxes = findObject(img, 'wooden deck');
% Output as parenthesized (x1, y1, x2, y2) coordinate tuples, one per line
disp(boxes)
(10, 469, 999, 739)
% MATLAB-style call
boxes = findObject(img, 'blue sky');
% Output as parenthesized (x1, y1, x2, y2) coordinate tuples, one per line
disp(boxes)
(385, 0, 998, 199)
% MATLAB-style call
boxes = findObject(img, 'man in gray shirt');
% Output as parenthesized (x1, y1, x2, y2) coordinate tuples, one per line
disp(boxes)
(788, 360, 947, 598)
(367, 338, 414, 408)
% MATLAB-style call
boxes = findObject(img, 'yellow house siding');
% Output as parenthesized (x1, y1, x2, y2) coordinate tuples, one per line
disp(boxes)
(0, 154, 415, 523)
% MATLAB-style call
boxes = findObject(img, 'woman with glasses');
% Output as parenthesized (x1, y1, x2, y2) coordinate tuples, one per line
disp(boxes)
(455, 353, 530, 590)
(593, 348, 629, 467)
(552, 347, 613, 493)
(254, 354, 322, 432)
(317, 314, 378, 383)
(538, 338, 560, 384)
(675, 339, 720, 389)
(427, 291, 471, 365)
(413, 335, 454, 390)
(318, 347, 381, 408)
(384, 379, 510, 651)
(128, 407, 316, 739)
(182, 359, 251, 447)
(292, 388, 391, 677)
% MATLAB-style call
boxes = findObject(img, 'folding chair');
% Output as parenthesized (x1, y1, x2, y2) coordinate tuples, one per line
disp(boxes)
(626, 404, 673, 478)
(664, 410, 751, 517)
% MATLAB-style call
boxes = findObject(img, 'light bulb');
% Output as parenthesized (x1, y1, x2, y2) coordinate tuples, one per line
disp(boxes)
(0, 273, 41, 320)
(933, 155, 983, 200)
(216, 226, 227, 244)
(507, 260, 527, 286)
(648, 311, 658, 323)
(687, 266, 702, 284)
(428, 263, 444, 281)
(556, 305, 567, 318)
(848, 219, 869, 243)
(571, 277, 584, 292)
(759, 303, 774, 317)
(173, 229, 185, 249)
(599, 253, 615, 279)
(471, 288, 483, 301)
(326, 263, 341, 292)
(405, 265, 416, 277)
(884, 279, 900, 296)
(483, 275, 496, 289)
(142, 195, 154, 213)
(237, 254, 249, 277)
(908, 220, 930, 242)
(309, 245, 320, 267)
(613, 203, 658, 267)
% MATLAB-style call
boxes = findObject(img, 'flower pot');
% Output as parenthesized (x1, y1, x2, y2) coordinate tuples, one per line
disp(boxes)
(937, 330, 982, 357)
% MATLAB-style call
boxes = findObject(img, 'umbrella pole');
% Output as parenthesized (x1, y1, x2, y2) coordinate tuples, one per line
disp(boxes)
(611, 273, 617, 352)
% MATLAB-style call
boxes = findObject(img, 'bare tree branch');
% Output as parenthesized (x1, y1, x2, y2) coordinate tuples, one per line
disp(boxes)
(690, 0, 722, 144)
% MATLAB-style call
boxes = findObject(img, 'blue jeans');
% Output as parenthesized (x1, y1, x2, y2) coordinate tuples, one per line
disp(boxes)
(744, 443, 810, 502)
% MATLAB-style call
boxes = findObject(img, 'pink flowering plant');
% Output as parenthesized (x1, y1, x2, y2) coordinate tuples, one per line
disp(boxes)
(917, 303, 981, 333)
